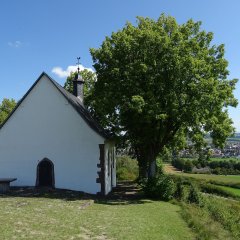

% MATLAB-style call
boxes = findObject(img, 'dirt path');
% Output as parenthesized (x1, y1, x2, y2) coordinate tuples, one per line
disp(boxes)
(164, 163, 181, 173)
(107, 181, 142, 200)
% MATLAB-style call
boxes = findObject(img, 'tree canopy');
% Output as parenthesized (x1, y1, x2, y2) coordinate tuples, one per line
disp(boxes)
(0, 98, 16, 125)
(89, 15, 238, 177)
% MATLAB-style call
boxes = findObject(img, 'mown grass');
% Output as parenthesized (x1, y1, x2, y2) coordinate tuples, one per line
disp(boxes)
(180, 157, 239, 162)
(175, 173, 240, 189)
(209, 157, 239, 162)
(0, 191, 195, 240)
(164, 164, 240, 186)
(216, 185, 240, 197)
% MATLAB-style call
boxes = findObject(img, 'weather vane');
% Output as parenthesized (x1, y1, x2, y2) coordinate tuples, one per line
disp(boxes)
(76, 57, 81, 74)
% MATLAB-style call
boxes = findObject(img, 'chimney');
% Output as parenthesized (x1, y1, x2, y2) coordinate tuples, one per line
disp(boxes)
(73, 73, 84, 101)
(73, 57, 84, 101)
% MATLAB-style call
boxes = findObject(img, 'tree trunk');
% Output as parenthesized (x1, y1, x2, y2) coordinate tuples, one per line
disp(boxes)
(148, 159, 157, 178)
(138, 159, 148, 179)
(136, 144, 159, 179)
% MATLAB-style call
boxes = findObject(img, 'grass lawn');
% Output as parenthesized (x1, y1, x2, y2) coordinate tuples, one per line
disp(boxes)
(216, 185, 240, 197)
(176, 173, 240, 184)
(208, 157, 239, 162)
(180, 157, 239, 162)
(164, 164, 240, 186)
(0, 188, 195, 240)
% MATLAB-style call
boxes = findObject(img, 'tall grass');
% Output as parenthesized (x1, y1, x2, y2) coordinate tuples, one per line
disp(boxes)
(180, 202, 233, 240)
(116, 155, 139, 181)
(204, 196, 240, 239)
(170, 174, 240, 239)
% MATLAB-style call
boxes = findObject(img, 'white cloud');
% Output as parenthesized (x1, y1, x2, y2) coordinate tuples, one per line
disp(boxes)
(51, 65, 94, 78)
(8, 41, 22, 48)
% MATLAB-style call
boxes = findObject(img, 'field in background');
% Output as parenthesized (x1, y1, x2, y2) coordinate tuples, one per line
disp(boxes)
(180, 157, 239, 162)
(164, 164, 240, 185)
(217, 185, 240, 197)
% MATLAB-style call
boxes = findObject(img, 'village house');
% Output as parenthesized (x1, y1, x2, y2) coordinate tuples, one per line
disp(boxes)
(0, 72, 116, 195)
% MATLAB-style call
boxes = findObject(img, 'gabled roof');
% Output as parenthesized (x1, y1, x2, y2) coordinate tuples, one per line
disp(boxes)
(0, 72, 110, 139)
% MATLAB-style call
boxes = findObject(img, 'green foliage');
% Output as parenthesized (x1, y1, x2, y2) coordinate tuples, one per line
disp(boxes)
(184, 160, 194, 173)
(116, 155, 139, 181)
(172, 175, 240, 239)
(159, 146, 172, 163)
(187, 184, 202, 205)
(156, 157, 164, 174)
(0, 98, 16, 125)
(172, 157, 195, 173)
(180, 202, 233, 240)
(174, 180, 185, 200)
(172, 157, 240, 174)
(143, 174, 176, 200)
(204, 196, 240, 239)
(90, 14, 238, 177)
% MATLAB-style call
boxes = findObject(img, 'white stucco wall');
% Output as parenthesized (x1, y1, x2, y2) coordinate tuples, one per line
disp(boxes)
(0, 75, 111, 194)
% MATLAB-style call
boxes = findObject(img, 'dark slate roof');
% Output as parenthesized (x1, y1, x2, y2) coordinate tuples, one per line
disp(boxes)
(0, 72, 110, 139)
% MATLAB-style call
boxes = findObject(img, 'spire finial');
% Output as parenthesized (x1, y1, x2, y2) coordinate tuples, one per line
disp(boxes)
(73, 57, 84, 101)
(76, 57, 81, 74)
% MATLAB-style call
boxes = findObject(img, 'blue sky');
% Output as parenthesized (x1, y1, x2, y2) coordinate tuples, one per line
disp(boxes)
(0, 0, 239, 131)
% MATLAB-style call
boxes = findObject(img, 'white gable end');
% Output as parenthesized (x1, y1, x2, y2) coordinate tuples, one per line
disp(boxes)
(0, 74, 107, 194)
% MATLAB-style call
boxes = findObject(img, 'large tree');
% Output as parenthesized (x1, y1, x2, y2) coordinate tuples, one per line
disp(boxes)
(0, 98, 16, 125)
(89, 15, 238, 177)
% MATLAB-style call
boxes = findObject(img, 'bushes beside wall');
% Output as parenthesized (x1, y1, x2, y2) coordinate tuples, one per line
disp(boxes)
(116, 155, 139, 181)
(142, 174, 202, 204)
(142, 174, 175, 200)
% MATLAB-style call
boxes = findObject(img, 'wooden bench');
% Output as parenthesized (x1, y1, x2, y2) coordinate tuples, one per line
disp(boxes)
(0, 178, 17, 193)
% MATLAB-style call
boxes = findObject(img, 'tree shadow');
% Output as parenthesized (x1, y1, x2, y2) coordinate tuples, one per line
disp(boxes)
(0, 187, 89, 201)
(96, 181, 148, 205)
(0, 181, 148, 205)
(94, 198, 151, 206)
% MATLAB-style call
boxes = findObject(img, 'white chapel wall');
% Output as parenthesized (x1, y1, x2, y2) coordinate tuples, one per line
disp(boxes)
(0, 75, 105, 194)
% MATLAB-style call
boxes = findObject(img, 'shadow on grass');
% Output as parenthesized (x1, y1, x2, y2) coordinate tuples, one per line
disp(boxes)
(0, 181, 149, 205)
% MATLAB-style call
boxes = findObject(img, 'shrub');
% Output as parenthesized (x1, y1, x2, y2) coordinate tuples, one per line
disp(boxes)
(143, 174, 176, 201)
(156, 157, 164, 174)
(172, 157, 240, 175)
(184, 160, 194, 173)
(174, 180, 185, 200)
(187, 184, 202, 205)
(116, 155, 139, 181)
